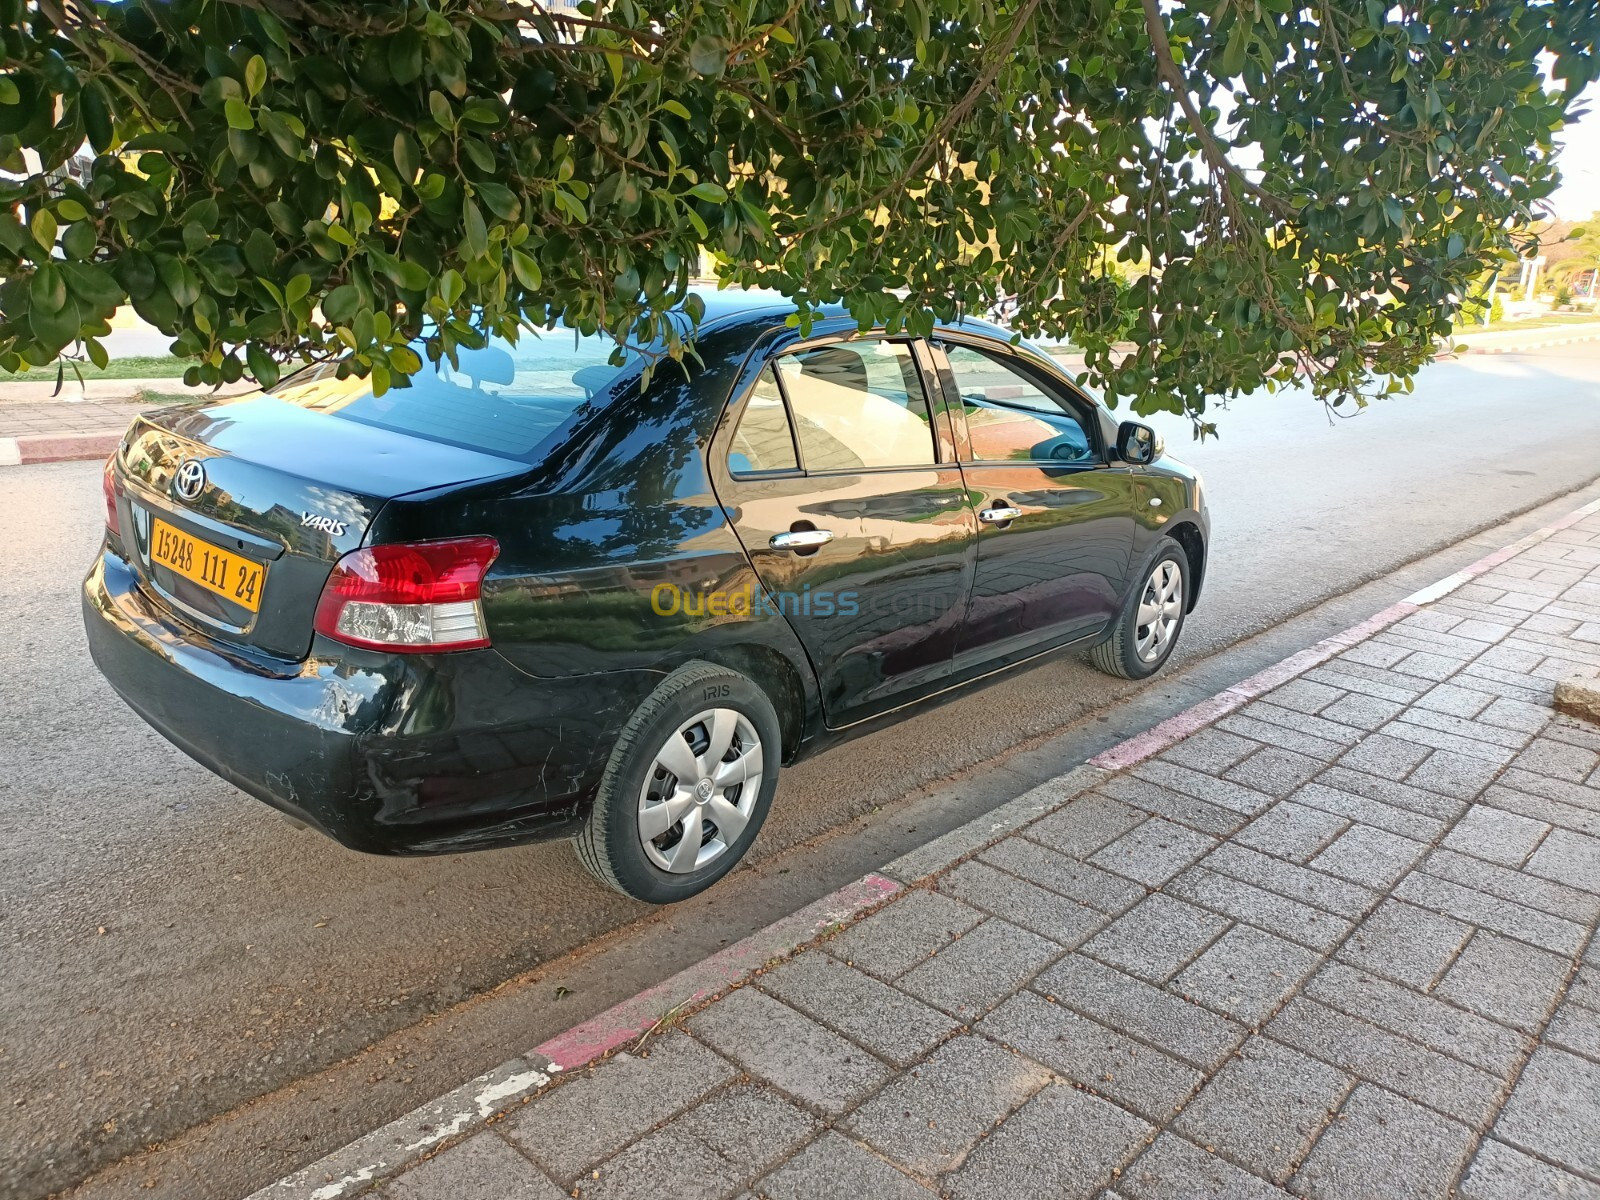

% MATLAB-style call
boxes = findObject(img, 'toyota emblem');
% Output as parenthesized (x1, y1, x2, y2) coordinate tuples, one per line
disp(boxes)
(172, 459, 206, 501)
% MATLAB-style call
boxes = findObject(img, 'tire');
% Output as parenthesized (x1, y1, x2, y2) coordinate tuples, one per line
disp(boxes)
(574, 661, 782, 903)
(1089, 540, 1190, 680)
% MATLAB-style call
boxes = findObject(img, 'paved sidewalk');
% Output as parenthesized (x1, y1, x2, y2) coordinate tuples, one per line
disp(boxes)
(268, 506, 1600, 1200)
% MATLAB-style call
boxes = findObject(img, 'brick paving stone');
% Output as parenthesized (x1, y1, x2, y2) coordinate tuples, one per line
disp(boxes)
(896, 918, 1062, 1019)
(1421, 846, 1600, 923)
(1405, 748, 1506, 800)
(1090, 819, 1218, 887)
(1309, 825, 1427, 891)
(1155, 727, 1261, 774)
(1333, 730, 1432, 777)
(826, 888, 984, 979)
(1383, 715, 1519, 764)
(1267, 999, 1506, 1125)
(1459, 1138, 1600, 1200)
(1202, 843, 1378, 920)
(1081, 893, 1231, 984)
(1337, 899, 1473, 991)
(1128, 760, 1277, 818)
(386, 1133, 566, 1200)
(1416, 681, 1496, 718)
(845, 1035, 1050, 1174)
(502, 1033, 735, 1180)
(754, 1132, 936, 1199)
(1494, 1046, 1600, 1177)
(1173, 1035, 1350, 1184)
(1171, 924, 1322, 1026)
(1027, 793, 1147, 859)
(1165, 867, 1353, 953)
(579, 1083, 817, 1200)
(1264, 678, 1346, 715)
(1234, 802, 1350, 863)
(1478, 695, 1554, 735)
(1286, 782, 1446, 843)
(1395, 871, 1588, 956)
(1460, 664, 1554, 703)
(1393, 650, 1475, 682)
(1311, 765, 1465, 821)
(757, 952, 959, 1067)
(687, 987, 891, 1116)
(938, 859, 1109, 948)
(1339, 639, 1412, 669)
(1442, 805, 1552, 868)
(1513, 737, 1600, 783)
(1547, 715, 1600, 753)
(1497, 766, 1600, 813)
(1577, 964, 1600, 1008)
(1119, 1133, 1290, 1200)
(1526, 828, 1600, 893)
(1382, 626, 1498, 659)
(1217, 714, 1346, 762)
(1038, 955, 1246, 1072)
(1224, 748, 1327, 798)
(981, 837, 1146, 914)
(1398, 610, 1466, 635)
(1097, 774, 1249, 836)
(1303, 961, 1530, 1077)
(945, 1083, 1152, 1200)
(979, 991, 1203, 1121)
(1483, 781, 1600, 839)
(1316, 692, 1405, 732)
(1235, 702, 1367, 748)
(1305, 663, 1427, 704)
(1545, 1002, 1600, 1061)
(1290, 1084, 1475, 1200)
(1435, 930, 1572, 1034)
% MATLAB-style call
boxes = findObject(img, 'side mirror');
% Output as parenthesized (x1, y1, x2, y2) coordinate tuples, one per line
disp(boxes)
(1117, 420, 1163, 466)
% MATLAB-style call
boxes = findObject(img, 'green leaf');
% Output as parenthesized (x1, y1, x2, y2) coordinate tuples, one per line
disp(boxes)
(511, 249, 542, 290)
(428, 90, 454, 129)
(462, 198, 488, 257)
(225, 98, 255, 131)
(323, 283, 360, 323)
(285, 273, 312, 305)
(477, 181, 520, 220)
(245, 54, 268, 99)
(394, 132, 420, 181)
(439, 268, 465, 306)
(30, 208, 56, 249)
(686, 182, 727, 203)
(246, 342, 280, 388)
(0, 76, 18, 105)
(688, 36, 728, 78)
(55, 198, 89, 222)
(661, 99, 691, 120)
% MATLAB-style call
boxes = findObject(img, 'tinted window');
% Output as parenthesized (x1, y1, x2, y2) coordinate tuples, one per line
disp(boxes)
(269, 329, 645, 462)
(779, 341, 936, 471)
(942, 345, 1094, 465)
(728, 366, 798, 473)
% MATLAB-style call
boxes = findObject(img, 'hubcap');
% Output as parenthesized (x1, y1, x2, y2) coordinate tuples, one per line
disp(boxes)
(1135, 559, 1184, 663)
(637, 708, 764, 874)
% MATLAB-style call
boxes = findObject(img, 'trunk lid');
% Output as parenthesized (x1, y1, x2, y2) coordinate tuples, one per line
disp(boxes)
(114, 393, 526, 660)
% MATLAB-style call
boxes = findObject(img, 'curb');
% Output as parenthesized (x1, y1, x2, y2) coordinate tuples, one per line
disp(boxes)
(0, 430, 121, 466)
(245, 492, 1600, 1200)
(1452, 329, 1600, 355)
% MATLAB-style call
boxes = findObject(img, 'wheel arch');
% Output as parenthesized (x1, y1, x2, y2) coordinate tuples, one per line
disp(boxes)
(1164, 519, 1207, 611)
(689, 642, 811, 764)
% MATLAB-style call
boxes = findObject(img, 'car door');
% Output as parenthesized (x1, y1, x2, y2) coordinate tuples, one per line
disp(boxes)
(930, 335, 1138, 673)
(714, 335, 977, 726)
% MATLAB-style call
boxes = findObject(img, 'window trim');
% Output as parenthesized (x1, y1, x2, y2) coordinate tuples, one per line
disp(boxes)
(929, 335, 1106, 469)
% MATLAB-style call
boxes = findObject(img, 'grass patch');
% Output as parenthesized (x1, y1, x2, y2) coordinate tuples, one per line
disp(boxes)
(0, 355, 189, 382)
(1456, 312, 1600, 336)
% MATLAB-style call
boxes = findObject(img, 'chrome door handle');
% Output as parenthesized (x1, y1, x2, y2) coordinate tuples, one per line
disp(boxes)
(978, 505, 1022, 524)
(770, 529, 834, 550)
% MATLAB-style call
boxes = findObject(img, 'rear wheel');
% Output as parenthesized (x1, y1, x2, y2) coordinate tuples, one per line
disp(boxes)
(1089, 541, 1189, 680)
(575, 662, 781, 903)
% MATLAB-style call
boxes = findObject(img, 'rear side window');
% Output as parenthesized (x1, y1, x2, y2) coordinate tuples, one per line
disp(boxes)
(776, 341, 936, 471)
(727, 366, 798, 473)
(270, 330, 645, 462)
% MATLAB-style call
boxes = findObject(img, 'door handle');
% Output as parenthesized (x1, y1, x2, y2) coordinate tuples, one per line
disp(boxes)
(978, 505, 1022, 524)
(770, 529, 834, 550)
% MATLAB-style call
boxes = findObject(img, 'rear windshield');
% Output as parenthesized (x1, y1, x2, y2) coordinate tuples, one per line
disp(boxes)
(268, 329, 647, 462)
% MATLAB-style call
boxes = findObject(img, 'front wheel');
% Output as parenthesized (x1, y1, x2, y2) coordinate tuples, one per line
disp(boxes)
(574, 662, 781, 903)
(1089, 542, 1189, 680)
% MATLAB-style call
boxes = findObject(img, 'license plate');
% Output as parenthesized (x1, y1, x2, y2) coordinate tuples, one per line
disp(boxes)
(149, 518, 265, 613)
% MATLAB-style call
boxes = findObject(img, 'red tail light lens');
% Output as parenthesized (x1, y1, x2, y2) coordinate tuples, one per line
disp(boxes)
(103, 455, 121, 537)
(313, 537, 500, 653)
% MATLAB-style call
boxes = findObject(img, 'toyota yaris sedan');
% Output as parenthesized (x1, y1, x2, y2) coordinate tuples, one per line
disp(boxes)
(85, 292, 1208, 903)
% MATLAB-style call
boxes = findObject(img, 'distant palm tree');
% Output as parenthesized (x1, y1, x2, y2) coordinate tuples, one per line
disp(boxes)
(1549, 216, 1600, 295)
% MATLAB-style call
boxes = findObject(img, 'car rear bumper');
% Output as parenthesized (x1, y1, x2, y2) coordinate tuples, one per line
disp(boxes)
(83, 547, 647, 854)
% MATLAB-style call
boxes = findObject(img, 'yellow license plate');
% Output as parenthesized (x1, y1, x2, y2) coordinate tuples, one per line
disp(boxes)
(150, 518, 265, 613)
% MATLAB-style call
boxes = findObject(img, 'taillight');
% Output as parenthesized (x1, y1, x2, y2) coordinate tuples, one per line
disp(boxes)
(103, 455, 121, 537)
(313, 537, 500, 653)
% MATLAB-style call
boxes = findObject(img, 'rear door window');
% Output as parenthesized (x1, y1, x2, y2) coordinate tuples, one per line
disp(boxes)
(727, 366, 799, 474)
(777, 341, 937, 471)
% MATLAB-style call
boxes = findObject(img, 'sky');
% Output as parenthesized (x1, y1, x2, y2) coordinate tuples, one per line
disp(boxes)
(1553, 111, 1600, 220)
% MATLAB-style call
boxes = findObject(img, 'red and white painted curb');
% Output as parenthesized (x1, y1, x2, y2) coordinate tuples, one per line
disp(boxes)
(0, 430, 121, 466)
(247, 492, 1600, 1200)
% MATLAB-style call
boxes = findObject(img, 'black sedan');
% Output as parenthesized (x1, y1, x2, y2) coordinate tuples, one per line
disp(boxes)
(85, 292, 1209, 903)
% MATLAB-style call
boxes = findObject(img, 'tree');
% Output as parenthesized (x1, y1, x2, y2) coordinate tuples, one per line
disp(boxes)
(0, 0, 1595, 434)
(1548, 214, 1600, 288)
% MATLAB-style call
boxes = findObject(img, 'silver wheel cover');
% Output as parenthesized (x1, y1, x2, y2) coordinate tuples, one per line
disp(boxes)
(1135, 559, 1184, 663)
(637, 708, 764, 873)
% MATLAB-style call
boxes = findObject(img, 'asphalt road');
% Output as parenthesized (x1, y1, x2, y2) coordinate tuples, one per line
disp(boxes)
(4, 345, 1600, 1200)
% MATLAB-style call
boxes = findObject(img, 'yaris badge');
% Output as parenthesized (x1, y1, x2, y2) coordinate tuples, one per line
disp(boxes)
(172, 459, 206, 501)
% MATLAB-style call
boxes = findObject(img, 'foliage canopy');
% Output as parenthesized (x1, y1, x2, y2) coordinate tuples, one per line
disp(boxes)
(1, 0, 1596, 430)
